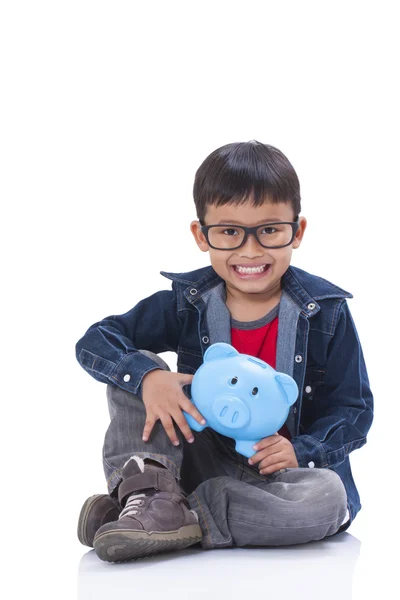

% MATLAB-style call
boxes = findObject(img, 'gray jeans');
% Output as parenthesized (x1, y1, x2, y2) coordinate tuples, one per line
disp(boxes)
(103, 352, 348, 549)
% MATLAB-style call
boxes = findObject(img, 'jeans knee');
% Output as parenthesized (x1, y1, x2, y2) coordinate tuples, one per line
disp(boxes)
(317, 469, 348, 515)
(195, 476, 235, 500)
(321, 468, 346, 494)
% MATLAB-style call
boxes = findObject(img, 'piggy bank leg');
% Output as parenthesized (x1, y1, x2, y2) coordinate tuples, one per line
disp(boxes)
(235, 439, 258, 459)
(183, 411, 206, 433)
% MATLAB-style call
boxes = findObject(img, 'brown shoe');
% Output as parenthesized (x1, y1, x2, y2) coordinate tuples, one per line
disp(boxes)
(93, 457, 203, 562)
(77, 494, 120, 548)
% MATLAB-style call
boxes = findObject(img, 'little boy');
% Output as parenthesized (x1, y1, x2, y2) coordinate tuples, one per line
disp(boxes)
(76, 140, 373, 562)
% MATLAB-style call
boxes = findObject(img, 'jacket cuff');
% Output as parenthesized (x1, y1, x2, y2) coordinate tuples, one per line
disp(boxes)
(78, 348, 161, 396)
(291, 435, 329, 469)
(111, 352, 163, 395)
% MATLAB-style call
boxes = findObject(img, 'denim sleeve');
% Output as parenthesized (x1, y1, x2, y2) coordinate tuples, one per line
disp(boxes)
(75, 284, 181, 396)
(291, 301, 374, 469)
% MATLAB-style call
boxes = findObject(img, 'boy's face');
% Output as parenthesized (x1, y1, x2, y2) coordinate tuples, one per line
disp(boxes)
(190, 200, 307, 301)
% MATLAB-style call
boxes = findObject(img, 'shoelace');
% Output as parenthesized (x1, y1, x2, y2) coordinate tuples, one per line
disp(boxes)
(119, 492, 200, 523)
(119, 493, 146, 519)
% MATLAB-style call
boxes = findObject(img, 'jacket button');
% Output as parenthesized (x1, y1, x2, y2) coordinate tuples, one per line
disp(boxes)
(307, 303, 316, 310)
(189, 288, 197, 295)
(295, 354, 303, 363)
(202, 336, 209, 344)
(293, 407, 297, 414)
(308, 461, 315, 468)
(123, 374, 131, 382)
(305, 385, 312, 394)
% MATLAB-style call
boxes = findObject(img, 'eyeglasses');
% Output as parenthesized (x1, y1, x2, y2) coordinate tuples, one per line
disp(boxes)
(200, 221, 300, 250)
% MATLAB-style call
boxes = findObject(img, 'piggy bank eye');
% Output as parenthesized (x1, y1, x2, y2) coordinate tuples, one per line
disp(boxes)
(252, 387, 259, 396)
(230, 377, 238, 385)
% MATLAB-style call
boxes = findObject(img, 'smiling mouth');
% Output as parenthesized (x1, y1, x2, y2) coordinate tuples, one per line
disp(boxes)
(233, 264, 269, 275)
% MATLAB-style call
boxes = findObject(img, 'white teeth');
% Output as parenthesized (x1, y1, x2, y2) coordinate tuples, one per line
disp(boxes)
(235, 264, 267, 274)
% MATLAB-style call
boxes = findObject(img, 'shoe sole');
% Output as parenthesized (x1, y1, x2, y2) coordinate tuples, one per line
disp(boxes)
(77, 494, 109, 547)
(93, 524, 203, 562)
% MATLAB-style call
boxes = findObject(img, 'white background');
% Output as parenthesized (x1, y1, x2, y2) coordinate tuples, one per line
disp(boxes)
(1, 1, 399, 598)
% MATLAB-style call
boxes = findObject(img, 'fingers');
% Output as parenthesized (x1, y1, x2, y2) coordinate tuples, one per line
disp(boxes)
(257, 450, 284, 470)
(180, 398, 206, 426)
(249, 443, 297, 474)
(172, 410, 195, 444)
(141, 372, 204, 447)
(249, 447, 281, 466)
(142, 409, 180, 446)
(252, 433, 281, 452)
(259, 462, 287, 475)
(159, 413, 180, 446)
(142, 413, 156, 442)
(249, 436, 282, 464)
(248, 448, 287, 474)
(179, 373, 194, 385)
(143, 410, 194, 446)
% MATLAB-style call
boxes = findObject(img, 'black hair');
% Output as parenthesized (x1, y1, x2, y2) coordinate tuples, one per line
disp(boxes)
(193, 140, 301, 223)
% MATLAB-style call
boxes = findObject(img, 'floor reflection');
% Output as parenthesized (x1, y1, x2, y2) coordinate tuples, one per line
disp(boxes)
(78, 532, 360, 600)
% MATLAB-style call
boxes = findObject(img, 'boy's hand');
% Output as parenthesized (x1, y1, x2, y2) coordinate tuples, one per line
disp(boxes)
(248, 433, 299, 475)
(141, 369, 206, 446)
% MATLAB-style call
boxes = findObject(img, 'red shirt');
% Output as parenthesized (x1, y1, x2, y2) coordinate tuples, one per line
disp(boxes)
(231, 317, 279, 369)
(231, 315, 291, 440)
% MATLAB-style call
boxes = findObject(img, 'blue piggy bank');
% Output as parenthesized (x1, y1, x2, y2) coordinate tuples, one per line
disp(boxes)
(183, 343, 298, 458)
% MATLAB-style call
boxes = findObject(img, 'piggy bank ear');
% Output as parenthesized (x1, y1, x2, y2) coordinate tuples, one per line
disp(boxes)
(275, 373, 298, 406)
(204, 343, 239, 362)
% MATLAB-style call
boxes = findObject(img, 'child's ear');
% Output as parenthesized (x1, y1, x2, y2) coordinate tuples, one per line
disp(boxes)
(190, 221, 209, 252)
(292, 216, 307, 249)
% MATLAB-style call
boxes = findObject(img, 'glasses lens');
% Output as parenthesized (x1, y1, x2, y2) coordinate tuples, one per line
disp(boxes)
(257, 223, 294, 248)
(208, 226, 245, 249)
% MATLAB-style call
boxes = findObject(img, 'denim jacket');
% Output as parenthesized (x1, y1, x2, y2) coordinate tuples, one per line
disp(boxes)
(76, 264, 374, 525)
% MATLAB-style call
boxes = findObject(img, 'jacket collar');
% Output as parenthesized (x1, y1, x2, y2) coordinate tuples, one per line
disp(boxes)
(281, 266, 352, 317)
(160, 264, 352, 316)
(160, 266, 223, 306)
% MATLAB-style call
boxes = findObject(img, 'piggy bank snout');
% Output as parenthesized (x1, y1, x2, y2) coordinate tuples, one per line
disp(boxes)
(211, 395, 250, 429)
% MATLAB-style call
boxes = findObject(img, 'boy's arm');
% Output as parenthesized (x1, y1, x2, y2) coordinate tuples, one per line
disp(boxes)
(291, 300, 374, 469)
(75, 285, 181, 396)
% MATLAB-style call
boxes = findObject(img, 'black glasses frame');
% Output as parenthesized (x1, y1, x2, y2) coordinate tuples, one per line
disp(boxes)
(200, 221, 300, 250)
